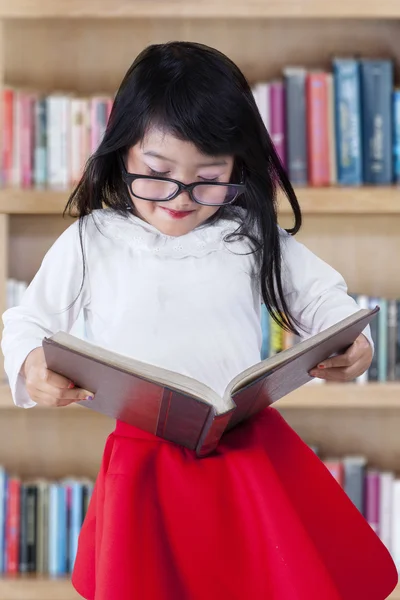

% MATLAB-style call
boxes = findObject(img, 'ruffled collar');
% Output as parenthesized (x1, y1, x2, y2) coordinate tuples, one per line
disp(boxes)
(90, 208, 249, 259)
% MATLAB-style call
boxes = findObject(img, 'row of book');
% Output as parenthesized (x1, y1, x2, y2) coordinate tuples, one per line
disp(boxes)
(0, 468, 94, 576)
(1, 88, 113, 190)
(261, 295, 400, 382)
(251, 57, 400, 186)
(313, 451, 400, 571)
(1, 57, 399, 192)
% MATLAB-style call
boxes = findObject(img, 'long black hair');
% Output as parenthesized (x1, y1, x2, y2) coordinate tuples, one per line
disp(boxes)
(65, 41, 302, 334)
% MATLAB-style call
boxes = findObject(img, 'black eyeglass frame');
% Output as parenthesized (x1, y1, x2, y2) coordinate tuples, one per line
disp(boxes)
(120, 159, 246, 207)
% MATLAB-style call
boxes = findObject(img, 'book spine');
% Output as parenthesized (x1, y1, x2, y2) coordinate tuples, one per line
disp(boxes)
(57, 485, 67, 575)
(71, 99, 83, 185)
(19, 484, 28, 573)
(379, 471, 394, 553)
(260, 304, 270, 361)
(0, 467, 5, 573)
(368, 297, 380, 381)
(70, 482, 83, 571)
(26, 485, 37, 572)
(269, 81, 286, 167)
(5, 477, 20, 574)
(378, 298, 388, 383)
(391, 480, 400, 571)
(333, 58, 362, 185)
(396, 300, 400, 380)
(306, 72, 330, 186)
(12, 91, 22, 188)
(343, 456, 366, 515)
(34, 97, 47, 188)
(326, 73, 337, 185)
(360, 59, 393, 184)
(387, 300, 397, 381)
(365, 469, 380, 536)
(196, 409, 234, 458)
(323, 459, 344, 487)
(2, 88, 14, 187)
(269, 316, 284, 356)
(284, 68, 308, 185)
(253, 82, 270, 132)
(48, 483, 58, 576)
(21, 93, 34, 189)
(394, 89, 400, 184)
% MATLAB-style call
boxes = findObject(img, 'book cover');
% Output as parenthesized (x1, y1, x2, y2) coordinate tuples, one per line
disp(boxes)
(360, 59, 393, 185)
(306, 71, 330, 186)
(284, 67, 308, 185)
(394, 89, 400, 184)
(43, 308, 378, 457)
(344, 455, 367, 516)
(269, 81, 286, 167)
(333, 58, 363, 185)
(365, 469, 381, 536)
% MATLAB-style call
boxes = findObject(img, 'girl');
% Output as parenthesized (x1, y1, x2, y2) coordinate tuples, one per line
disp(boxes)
(1, 42, 397, 600)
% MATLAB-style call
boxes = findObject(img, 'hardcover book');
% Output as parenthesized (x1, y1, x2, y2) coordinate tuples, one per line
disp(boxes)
(43, 307, 378, 457)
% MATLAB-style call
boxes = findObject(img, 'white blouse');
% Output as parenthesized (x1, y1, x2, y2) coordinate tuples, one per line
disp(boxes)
(1, 209, 370, 408)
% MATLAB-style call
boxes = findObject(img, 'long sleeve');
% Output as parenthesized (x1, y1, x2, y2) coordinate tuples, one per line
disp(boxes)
(1, 220, 90, 408)
(280, 229, 373, 346)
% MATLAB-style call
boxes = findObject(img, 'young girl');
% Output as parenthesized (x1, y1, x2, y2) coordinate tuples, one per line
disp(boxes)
(1, 42, 397, 600)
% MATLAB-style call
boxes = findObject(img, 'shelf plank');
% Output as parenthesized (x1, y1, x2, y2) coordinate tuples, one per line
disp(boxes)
(0, 576, 80, 600)
(0, 187, 399, 215)
(0, 577, 398, 600)
(1, 382, 400, 410)
(1, 0, 400, 19)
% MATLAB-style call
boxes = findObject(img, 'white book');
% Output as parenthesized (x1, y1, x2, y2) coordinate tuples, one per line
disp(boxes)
(47, 95, 71, 190)
(391, 479, 400, 570)
(379, 471, 394, 554)
(70, 98, 89, 185)
(253, 82, 270, 132)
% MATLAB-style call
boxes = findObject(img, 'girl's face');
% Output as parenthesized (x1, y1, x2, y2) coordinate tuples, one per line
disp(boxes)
(125, 128, 235, 237)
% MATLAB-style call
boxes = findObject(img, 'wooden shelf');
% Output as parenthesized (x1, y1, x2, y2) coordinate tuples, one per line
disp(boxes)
(0, 187, 399, 215)
(1, 0, 400, 19)
(1, 382, 400, 411)
(0, 577, 398, 600)
(0, 576, 81, 600)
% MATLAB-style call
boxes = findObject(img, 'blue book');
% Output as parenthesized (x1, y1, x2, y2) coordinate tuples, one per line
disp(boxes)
(69, 481, 83, 571)
(49, 484, 67, 576)
(260, 304, 270, 360)
(333, 58, 363, 185)
(394, 89, 400, 184)
(360, 59, 393, 184)
(0, 467, 5, 574)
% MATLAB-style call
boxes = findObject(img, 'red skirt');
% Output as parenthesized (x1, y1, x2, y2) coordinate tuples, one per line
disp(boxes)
(72, 407, 397, 600)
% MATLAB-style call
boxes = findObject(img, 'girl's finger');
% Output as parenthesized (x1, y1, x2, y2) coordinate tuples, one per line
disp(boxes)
(28, 381, 93, 404)
(310, 359, 365, 382)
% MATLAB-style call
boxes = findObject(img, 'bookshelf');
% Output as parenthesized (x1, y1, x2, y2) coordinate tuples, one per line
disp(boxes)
(0, 3, 399, 599)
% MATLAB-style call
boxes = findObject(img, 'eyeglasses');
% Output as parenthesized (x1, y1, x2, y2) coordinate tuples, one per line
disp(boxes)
(121, 160, 246, 207)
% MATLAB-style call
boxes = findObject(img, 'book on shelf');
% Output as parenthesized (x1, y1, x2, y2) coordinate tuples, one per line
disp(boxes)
(315, 450, 400, 572)
(0, 467, 94, 576)
(42, 308, 377, 458)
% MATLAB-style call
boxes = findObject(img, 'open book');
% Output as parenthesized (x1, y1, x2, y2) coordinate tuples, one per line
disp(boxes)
(43, 307, 378, 457)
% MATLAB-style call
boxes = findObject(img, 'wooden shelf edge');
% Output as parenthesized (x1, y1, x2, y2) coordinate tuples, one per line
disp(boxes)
(0, 187, 399, 215)
(1, 0, 400, 19)
(1, 382, 400, 411)
(0, 576, 80, 599)
(0, 576, 398, 600)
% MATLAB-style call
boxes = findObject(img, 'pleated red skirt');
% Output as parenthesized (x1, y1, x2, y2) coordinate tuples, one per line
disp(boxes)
(72, 406, 397, 600)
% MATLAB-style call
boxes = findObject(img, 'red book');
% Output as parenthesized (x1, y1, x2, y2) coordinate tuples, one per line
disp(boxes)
(21, 92, 35, 189)
(324, 459, 344, 487)
(306, 72, 330, 186)
(365, 469, 381, 536)
(269, 81, 286, 168)
(2, 88, 14, 186)
(6, 476, 21, 574)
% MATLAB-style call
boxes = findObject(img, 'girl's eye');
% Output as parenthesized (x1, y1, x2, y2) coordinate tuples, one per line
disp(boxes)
(149, 168, 170, 177)
(199, 176, 219, 182)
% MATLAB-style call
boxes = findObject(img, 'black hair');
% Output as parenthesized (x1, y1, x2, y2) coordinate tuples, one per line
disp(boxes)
(65, 41, 302, 333)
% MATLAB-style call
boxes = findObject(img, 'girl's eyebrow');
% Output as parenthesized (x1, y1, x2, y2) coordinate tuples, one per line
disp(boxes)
(143, 150, 228, 168)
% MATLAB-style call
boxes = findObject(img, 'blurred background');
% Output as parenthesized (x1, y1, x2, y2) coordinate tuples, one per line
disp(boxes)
(0, 1, 399, 598)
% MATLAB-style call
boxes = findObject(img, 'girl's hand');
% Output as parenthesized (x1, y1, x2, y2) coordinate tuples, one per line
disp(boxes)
(22, 347, 93, 407)
(309, 334, 373, 382)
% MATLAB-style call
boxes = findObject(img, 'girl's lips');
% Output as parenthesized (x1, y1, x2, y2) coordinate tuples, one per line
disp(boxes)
(160, 207, 195, 219)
